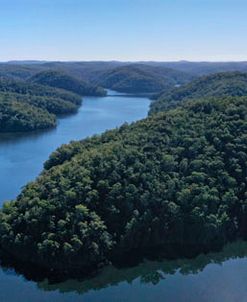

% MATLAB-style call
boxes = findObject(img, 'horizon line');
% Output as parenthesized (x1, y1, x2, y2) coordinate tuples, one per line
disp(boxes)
(1, 59, 247, 64)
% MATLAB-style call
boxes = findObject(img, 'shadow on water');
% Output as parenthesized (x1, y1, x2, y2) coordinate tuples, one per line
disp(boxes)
(1, 241, 247, 295)
(0, 127, 56, 144)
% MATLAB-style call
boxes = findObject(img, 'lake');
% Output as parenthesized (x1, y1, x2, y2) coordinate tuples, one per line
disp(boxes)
(0, 92, 247, 302)
(0, 91, 150, 204)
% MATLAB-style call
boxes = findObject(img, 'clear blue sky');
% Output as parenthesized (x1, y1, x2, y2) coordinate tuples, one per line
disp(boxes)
(0, 0, 246, 62)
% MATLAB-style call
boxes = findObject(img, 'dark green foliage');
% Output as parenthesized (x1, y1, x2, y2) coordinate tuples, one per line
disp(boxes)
(0, 64, 41, 80)
(150, 72, 247, 114)
(0, 77, 82, 105)
(2, 60, 247, 84)
(96, 64, 193, 93)
(0, 67, 105, 132)
(0, 92, 78, 115)
(30, 70, 106, 96)
(0, 78, 82, 132)
(6, 60, 247, 81)
(0, 99, 56, 132)
(1, 96, 247, 273)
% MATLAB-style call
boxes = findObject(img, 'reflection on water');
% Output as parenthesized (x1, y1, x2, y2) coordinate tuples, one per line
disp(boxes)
(36, 241, 247, 295)
(1, 241, 247, 302)
(0, 127, 55, 145)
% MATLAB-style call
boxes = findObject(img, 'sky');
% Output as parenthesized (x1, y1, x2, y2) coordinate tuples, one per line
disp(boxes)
(0, 0, 246, 62)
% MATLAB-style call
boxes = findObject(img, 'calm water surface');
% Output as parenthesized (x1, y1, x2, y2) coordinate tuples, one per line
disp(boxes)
(0, 92, 150, 204)
(0, 92, 247, 302)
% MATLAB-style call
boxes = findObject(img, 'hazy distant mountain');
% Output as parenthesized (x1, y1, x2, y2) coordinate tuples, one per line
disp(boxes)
(146, 61, 247, 76)
(2, 60, 247, 93)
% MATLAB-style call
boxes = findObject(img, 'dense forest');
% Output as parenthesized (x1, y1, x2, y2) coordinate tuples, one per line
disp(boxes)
(1, 92, 79, 115)
(0, 68, 106, 132)
(0, 98, 56, 132)
(0, 77, 82, 104)
(0, 63, 42, 80)
(151, 61, 247, 76)
(94, 64, 193, 93)
(1, 95, 247, 274)
(150, 72, 247, 114)
(0, 62, 193, 132)
(30, 70, 106, 96)
(2, 61, 247, 81)
(0, 78, 82, 132)
(0, 61, 217, 96)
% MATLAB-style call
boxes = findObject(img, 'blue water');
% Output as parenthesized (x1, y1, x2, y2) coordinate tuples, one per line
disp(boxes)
(0, 92, 247, 302)
(0, 92, 150, 204)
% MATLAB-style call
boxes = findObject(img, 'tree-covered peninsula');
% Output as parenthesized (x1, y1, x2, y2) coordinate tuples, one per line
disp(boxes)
(1, 95, 247, 274)
(0, 78, 82, 132)
(0, 98, 56, 132)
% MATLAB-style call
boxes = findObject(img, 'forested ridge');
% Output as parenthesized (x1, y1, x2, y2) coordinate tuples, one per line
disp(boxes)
(0, 69, 108, 133)
(3, 60, 247, 81)
(30, 70, 106, 96)
(150, 72, 247, 114)
(0, 98, 56, 132)
(0, 77, 83, 105)
(0, 77, 82, 132)
(1, 65, 247, 133)
(95, 64, 193, 93)
(1, 95, 247, 274)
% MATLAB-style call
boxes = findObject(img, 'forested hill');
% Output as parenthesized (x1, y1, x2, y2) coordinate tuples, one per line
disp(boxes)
(1, 95, 247, 274)
(0, 69, 105, 133)
(0, 77, 82, 104)
(150, 72, 247, 114)
(3, 60, 247, 80)
(94, 64, 193, 93)
(30, 70, 106, 96)
(0, 78, 82, 132)
(3, 61, 247, 95)
(0, 97, 56, 132)
(152, 61, 247, 76)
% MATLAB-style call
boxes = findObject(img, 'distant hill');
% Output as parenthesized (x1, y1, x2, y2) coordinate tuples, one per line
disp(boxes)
(2, 60, 247, 79)
(0, 64, 43, 80)
(150, 72, 247, 114)
(141, 61, 247, 76)
(41, 61, 126, 82)
(0, 62, 125, 82)
(95, 64, 193, 93)
(30, 70, 106, 96)
(2, 61, 247, 90)
(1, 62, 187, 95)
